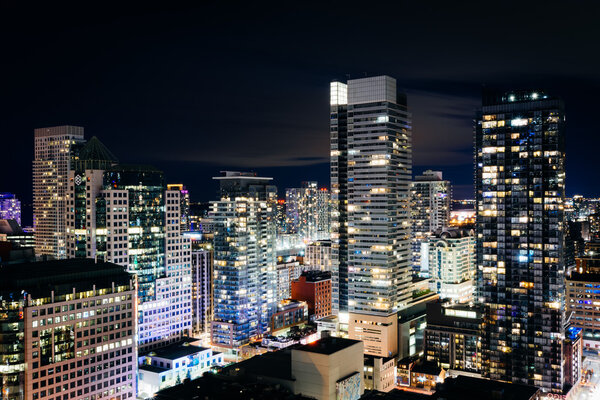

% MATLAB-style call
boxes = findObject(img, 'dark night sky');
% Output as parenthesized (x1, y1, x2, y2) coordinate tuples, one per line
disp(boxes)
(2, 2, 600, 226)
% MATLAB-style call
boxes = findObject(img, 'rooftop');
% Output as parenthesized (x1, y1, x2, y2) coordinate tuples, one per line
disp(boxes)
(297, 270, 332, 282)
(223, 347, 294, 381)
(431, 227, 474, 239)
(276, 299, 307, 311)
(139, 364, 168, 374)
(360, 389, 432, 399)
(411, 361, 443, 376)
(0, 219, 25, 235)
(106, 163, 161, 173)
(154, 373, 312, 400)
(439, 375, 540, 400)
(0, 258, 132, 298)
(364, 354, 395, 366)
(213, 171, 272, 181)
(567, 272, 600, 282)
(295, 336, 361, 355)
(148, 341, 210, 360)
(78, 136, 119, 163)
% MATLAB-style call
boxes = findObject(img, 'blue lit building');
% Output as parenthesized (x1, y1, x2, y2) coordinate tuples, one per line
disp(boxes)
(210, 171, 277, 350)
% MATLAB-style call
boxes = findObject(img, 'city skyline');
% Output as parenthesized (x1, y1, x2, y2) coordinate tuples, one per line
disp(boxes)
(3, 3, 600, 223)
(2, 3, 600, 399)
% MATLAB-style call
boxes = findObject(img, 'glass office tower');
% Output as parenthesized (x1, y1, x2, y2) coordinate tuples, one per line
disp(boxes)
(103, 165, 166, 302)
(475, 90, 566, 392)
(67, 157, 192, 351)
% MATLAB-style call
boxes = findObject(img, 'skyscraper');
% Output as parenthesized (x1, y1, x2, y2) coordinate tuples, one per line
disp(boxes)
(475, 90, 566, 392)
(33, 125, 85, 259)
(0, 193, 21, 225)
(65, 139, 192, 351)
(316, 187, 331, 240)
(210, 171, 277, 350)
(285, 181, 330, 242)
(167, 184, 191, 232)
(411, 170, 451, 275)
(330, 76, 412, 357)
(191, 249, 213, 335)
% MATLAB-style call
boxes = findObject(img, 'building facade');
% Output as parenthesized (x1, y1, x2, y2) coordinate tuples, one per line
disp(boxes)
(167, 184, 191, 232)
(0, 258, 136, 400)
(33, 125, 85, 259)
(425, 301, 482, 374)
(210, 172, 277, 349)
(0, 193, 21, 225)
(270, 299, 308, 333)
(424, 228, 476, 303)
(475, 90, 566, 391)
(410, 170, 451, 275)
(64, 140, 192, 351)
(276, 257, 303, 301)
(305, 240, 332, 271)
(0, 219, 35, 248)
(191, 250, 213, 335)
(565, 272, 600, 352)
(138, 341, 222, 397)
(291, 270, 332, 321)
(330, 75, 412, 324)
(285, 182, 330, 242)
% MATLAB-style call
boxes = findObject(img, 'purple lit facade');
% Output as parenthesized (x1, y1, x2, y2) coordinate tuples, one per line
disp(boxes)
(0, 193, 21, 225)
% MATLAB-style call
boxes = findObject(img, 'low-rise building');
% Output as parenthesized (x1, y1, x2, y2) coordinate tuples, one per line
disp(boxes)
(410, 361, 445, 391)
(137, 340, 223, 398)
(396, 356, 419, 387)
(398, 292, 440, 360)
(291, 270, 332, 321)
(0, 219, 35, 248)
(364, 355, 396, 392)
(177, 336, 365, 400)
(293, 337, 364, 400)
(316, 315, 340, 337)
(271, 299, 309, 334)
(424, 301, 482, 374)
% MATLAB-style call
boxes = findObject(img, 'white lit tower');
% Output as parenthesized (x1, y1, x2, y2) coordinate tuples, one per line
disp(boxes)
(330, 76, 412, 358)
(33, 125, 85, 259)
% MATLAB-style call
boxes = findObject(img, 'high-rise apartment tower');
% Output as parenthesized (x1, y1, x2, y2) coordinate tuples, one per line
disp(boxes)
(475, 90, 566, 392)
(410, 170, 451, 275)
